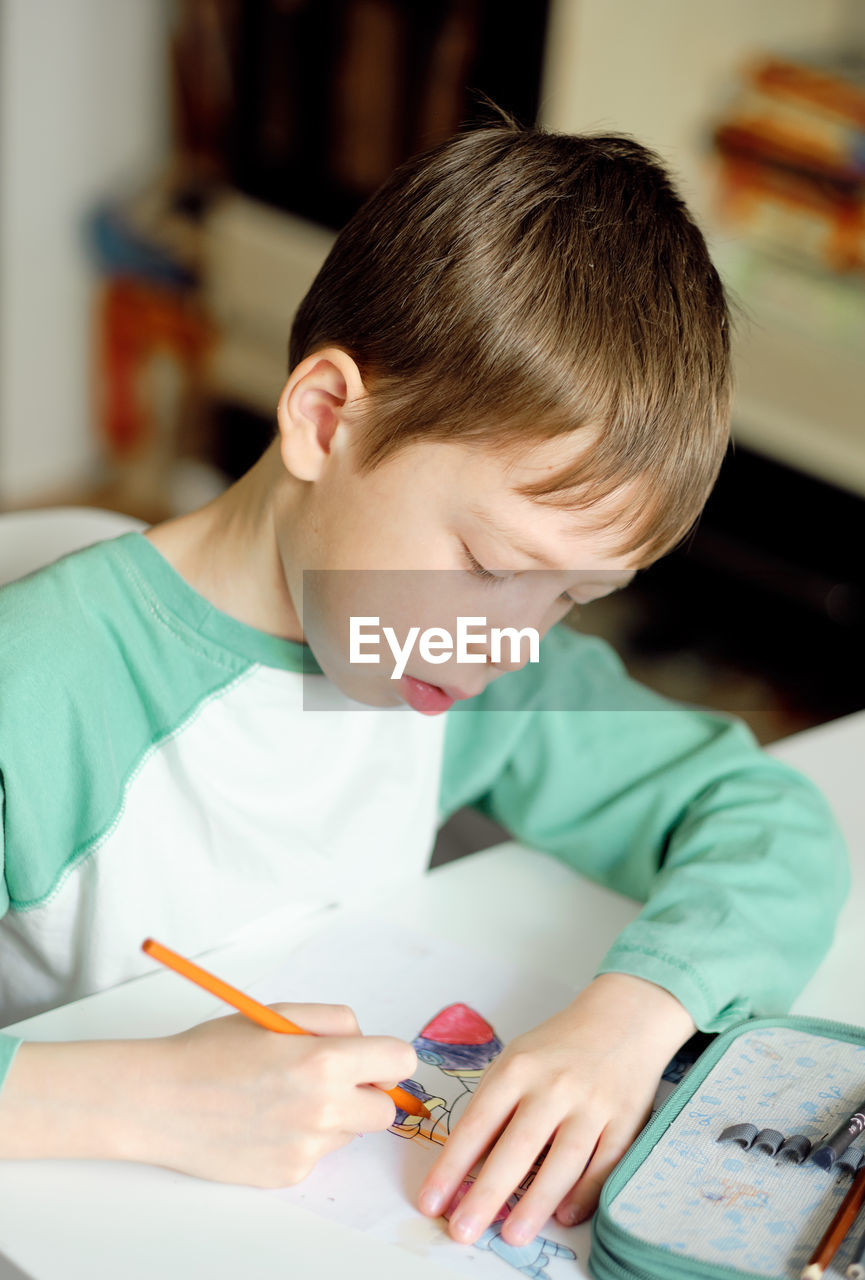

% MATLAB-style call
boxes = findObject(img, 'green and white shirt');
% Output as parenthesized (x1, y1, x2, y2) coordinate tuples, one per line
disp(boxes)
(0, 533, 849, 1087)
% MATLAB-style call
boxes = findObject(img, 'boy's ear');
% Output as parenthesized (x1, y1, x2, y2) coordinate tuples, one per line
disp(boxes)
(276, 348, 366, 482)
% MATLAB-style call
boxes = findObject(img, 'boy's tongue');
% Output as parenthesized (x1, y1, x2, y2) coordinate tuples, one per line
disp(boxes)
(398, 675, 455, 715)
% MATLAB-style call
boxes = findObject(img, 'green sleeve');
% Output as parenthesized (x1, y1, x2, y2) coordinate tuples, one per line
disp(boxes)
(440, 623, 849, 1032)
(0, 784, 22, 1088)
(0, 1035, 22, 1090)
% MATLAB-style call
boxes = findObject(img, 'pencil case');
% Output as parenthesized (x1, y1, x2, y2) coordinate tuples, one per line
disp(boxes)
(590, 1015, 865, 1280)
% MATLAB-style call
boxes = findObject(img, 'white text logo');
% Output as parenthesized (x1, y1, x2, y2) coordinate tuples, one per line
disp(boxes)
(349, 616, 540, 679)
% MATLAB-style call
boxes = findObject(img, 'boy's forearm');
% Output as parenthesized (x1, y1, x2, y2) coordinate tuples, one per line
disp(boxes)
(0, 1038, 174, 1163)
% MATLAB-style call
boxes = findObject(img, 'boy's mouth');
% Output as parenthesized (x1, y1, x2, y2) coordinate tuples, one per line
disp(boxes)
(399, 676, 470, 715)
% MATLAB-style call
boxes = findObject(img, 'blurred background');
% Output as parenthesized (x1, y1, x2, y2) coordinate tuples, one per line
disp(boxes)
(1, 0, 864, 754)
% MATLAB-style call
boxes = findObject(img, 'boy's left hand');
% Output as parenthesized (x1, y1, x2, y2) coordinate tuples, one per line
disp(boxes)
(417, 972, 696, 1247)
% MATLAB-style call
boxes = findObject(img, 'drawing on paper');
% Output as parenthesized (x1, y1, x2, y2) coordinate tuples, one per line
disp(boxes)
(392, 1003, 503, 1143)
(390, 1002, 577, 1277)
(444, 1179, 579, 1280)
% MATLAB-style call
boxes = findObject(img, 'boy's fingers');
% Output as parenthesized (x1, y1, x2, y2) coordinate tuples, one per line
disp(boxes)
(357, 1036, 418, 1084)
(498, 1119, 598, 1245)
(554, 1124, 634, 1226)
(269, 1002, 361, 1037)
(418, 1090, 513, 1218)
(349, 1084, 399, 1133)
(310, 1034, 417, 1095)
(266, 1015, 416, 1086)
(442, 1103, 558, 1245)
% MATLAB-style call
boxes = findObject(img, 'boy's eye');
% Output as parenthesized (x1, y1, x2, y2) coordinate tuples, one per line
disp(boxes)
(461, 543, 512, 585)
(462, 543, 579, 606)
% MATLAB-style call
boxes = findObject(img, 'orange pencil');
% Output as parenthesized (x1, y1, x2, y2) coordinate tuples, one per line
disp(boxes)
(141, 937, 430, 1120)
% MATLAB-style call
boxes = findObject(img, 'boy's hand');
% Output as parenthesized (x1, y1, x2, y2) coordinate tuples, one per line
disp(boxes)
(151, 1002, 418, 1186)
(0, 1002, 417, 1188)
(417, 974, 695, 1247)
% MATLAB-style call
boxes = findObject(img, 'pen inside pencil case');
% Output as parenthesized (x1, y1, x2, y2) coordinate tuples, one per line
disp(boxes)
(812, 1104, 865, 1171)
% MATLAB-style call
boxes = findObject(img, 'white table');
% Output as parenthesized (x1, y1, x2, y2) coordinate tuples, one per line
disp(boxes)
(0, 711, 863, 1280)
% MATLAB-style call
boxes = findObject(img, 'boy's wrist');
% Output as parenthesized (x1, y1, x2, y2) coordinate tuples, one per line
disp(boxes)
(581, 971, 697, 1059)
(0, 1036, 179, 1165)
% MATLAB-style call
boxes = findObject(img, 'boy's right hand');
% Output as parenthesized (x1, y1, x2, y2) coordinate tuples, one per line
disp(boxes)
(0, 1003, 417, 1188)
(153, 998, 419, 1187)
(155, 1002, 417, 1186)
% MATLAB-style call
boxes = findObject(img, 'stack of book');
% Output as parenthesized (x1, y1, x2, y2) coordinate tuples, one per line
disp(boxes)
(712, 56, 865, 275)
(202, 193, 335, 416)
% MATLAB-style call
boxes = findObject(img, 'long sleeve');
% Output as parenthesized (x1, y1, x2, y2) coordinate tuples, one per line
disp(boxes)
(439, 623, 849, 1032)
(0, 786, 23, 1087)
(0, 1036, 21, 1091)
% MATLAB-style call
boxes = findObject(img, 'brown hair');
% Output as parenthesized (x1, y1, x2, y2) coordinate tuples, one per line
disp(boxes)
(289, 122, 731, 563)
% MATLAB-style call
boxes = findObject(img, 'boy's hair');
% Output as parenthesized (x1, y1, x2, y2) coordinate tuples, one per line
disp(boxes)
(289, 121, 731, 564)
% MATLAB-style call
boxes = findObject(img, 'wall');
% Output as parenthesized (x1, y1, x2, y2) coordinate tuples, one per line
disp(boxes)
(0, 0, 171, 506)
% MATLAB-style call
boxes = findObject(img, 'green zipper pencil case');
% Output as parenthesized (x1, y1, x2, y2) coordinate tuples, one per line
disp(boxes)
(590, 1015, 865, 1280)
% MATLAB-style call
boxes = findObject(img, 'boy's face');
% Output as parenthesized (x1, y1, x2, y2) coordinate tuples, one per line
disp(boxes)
(279, 429, 639, 714)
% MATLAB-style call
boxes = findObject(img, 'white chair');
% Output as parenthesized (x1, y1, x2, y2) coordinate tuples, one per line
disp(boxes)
(0, 507, 146, 588)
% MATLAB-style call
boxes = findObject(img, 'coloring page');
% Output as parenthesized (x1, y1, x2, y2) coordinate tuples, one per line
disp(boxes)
(247, 914, 590, 1278)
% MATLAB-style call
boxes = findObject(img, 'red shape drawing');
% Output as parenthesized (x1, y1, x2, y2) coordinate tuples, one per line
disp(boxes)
(419, 1004, 496, 1045)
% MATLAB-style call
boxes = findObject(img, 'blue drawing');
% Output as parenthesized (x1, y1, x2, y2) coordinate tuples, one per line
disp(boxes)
(445, 1179, 577, 1279)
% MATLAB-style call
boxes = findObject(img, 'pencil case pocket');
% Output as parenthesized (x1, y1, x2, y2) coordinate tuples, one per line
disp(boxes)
(590, 1015, 865, 1280)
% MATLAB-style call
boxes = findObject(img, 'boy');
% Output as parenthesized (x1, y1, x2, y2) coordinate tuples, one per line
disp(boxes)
(0, 122, 848, 1251)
